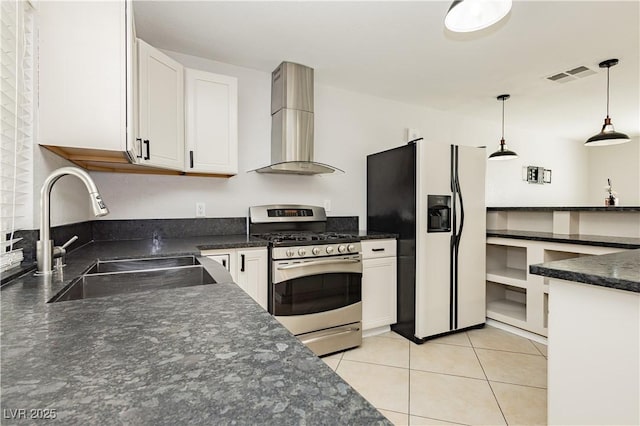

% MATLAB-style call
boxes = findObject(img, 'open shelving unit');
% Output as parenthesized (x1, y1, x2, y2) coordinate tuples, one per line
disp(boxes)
(486, 237, 626, 337)
(485, 207, 638, 338)
(486, 241, 531, 331)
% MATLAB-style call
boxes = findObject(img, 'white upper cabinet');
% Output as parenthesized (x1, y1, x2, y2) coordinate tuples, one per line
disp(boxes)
(185, 69, 238, 175)
(38, 1, 134, 158)
(37, 2, 237, 177)
(136, 39, 185, 171)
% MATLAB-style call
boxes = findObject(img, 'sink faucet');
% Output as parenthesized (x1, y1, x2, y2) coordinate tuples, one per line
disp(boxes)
(36, 167, 109, 274)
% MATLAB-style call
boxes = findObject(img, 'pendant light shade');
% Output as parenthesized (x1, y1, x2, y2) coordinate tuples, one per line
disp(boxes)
(444, 0, 512, 33)
(489, 94, 518, 160)
(585, 59, 630, 146)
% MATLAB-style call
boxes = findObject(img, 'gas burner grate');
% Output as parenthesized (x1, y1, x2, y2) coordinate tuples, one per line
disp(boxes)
(253, 232, 356, 244)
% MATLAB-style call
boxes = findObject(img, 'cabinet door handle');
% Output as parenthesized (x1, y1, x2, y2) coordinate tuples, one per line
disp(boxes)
(240, 254, 245, 272)
(372, 248, 385, 252)
(143, 140, 150, 160)
(190, 150, 194, 168)
(136, 138, 143, 158)
(222, 259, 227, 268)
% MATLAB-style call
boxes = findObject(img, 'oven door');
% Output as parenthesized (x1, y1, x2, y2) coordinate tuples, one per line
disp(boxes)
(272, 254, 362, 333)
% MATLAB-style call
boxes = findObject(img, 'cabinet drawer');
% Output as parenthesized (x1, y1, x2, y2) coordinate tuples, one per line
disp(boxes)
(361, 239, 397, 259)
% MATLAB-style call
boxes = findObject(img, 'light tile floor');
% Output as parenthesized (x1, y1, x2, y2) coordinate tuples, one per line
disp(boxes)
(322, 325, 547, 425)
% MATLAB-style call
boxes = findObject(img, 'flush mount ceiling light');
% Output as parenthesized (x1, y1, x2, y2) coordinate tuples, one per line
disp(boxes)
(489, 94, 518, 161)
(444, 0, 512, 33)
(585, 59, 630, 147)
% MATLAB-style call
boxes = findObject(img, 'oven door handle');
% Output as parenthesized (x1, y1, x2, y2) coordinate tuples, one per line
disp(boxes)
(276, 258, 361, 270)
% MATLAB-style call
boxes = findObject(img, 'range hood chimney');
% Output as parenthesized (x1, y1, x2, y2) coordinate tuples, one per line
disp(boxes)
(253, 61, 343, 175)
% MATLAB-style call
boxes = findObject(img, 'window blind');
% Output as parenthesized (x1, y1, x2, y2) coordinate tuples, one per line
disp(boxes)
(1, 0, 34, 271)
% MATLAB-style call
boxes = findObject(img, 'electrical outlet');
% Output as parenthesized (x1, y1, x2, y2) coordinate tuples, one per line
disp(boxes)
(196, 202, 206, 217)
(323, 199, 332, 212)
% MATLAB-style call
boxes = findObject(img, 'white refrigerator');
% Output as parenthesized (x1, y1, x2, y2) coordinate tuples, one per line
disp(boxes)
(367, 140, 486, 342)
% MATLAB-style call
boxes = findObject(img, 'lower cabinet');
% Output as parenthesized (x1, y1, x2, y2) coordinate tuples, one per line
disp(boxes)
(202, 247, 268, 310)
(547, 278, 640, 425)
(235, 248, 268, 310)
(361, 239, 397, 331)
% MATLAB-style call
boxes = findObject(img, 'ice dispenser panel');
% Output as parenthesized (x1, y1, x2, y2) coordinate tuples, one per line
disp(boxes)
(427, 195, 451, 233)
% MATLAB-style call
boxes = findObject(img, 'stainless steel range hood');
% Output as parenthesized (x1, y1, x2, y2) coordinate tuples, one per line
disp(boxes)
(253, 62, 343, 175)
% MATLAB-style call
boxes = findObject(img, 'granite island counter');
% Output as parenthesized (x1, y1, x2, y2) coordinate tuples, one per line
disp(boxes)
(530, 249, 639, 425)
(1, 237, 390, 425)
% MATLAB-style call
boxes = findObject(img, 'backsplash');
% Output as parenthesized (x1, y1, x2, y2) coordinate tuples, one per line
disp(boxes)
(92, 218, 246, 241)
(14, 221, 93, 263)
(326, 216, 359, 232)
(13, 216, 359, 264)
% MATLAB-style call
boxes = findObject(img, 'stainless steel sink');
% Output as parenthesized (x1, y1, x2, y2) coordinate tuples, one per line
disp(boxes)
(85, 256, 200, 274)
(49, 256, 215, 303)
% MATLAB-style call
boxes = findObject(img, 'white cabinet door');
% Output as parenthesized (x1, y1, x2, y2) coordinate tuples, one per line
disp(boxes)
(38, 1, 132, 155)
(185, 69, 238, 175)
(137, 39, 184, 171)
(235, 248, 268, 310)
(202, 247, 268, 309)
(362, 256, 398, 330)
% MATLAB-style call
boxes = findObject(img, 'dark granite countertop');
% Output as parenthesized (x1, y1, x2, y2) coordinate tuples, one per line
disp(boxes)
(487, 206, 640, 212)
(530, 249, 640, 293)
(487, 230, 640, 249)
(0, 239, 389, 425)
(349, 231, 398, 240)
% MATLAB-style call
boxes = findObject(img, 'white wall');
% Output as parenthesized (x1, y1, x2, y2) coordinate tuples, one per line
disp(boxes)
(34, 50, 601, 230)
(486, 127, 591, 207)
(586, 137, 640, 206)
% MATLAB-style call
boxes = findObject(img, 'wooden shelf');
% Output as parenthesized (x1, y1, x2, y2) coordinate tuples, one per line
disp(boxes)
(487, 299, 527, 323)
(487, 299, 527, 327)
(486, 267, 527, 288)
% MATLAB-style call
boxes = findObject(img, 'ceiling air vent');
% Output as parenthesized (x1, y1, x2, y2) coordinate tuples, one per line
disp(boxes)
(566, 66, 596, 78)
(547, 72, 573, 83)
(546, 65, 596, 84)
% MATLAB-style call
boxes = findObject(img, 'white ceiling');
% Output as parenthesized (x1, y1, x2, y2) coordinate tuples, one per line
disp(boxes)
(133, 1, 640, 143)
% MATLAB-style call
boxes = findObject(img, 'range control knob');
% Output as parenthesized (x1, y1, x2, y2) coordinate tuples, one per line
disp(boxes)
(286, 249, 295, 257)
(312, 247, 321, 255)
(338, 245, 347, 253)
(298, 248, 307, 257)
(326, 246, 334, 254)
(347, 244, 356, 252)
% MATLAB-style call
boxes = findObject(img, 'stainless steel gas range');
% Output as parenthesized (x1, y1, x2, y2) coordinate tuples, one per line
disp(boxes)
(249, 204, 362, 356)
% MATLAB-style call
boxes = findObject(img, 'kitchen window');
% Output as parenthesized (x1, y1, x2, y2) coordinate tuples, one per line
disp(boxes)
(1, 0, 34, 272)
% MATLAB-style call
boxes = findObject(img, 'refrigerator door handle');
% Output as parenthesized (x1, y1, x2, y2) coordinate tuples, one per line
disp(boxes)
(455, 172, 464, 242)
(450, 145, 465, 331)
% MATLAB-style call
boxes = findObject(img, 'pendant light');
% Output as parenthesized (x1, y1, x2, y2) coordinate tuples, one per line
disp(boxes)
(444, 0, 512, 33)
(489, 94, 518, 160)
(585, 59, 630, 146)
